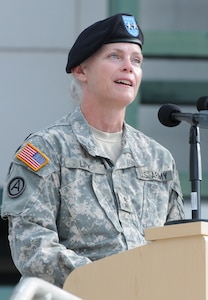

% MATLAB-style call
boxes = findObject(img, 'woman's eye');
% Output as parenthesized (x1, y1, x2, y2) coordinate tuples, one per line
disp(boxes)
(110, 53, 120, 59)
(133, 58, 141, 64)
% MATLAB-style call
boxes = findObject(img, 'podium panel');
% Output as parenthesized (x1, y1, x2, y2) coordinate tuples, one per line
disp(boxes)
(64, 222, 208, 300)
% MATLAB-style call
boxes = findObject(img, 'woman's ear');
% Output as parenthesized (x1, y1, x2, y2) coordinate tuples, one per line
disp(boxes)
(72, 65, 87, 82)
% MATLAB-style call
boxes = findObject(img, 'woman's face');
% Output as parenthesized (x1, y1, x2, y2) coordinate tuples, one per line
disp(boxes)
(75, 42, 143, 109)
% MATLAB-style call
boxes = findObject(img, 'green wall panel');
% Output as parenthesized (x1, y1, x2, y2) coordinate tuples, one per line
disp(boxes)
(109, 0, 139, 16)
(140, 81, 208, 105)
(143, 31, 208, 59)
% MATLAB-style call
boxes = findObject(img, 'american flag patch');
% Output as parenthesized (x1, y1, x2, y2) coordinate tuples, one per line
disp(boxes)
(16, 143, 49, 171)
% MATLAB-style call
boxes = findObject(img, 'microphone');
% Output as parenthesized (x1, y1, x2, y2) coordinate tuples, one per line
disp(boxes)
(197, 96, 208, 111)
(158, 97, 208, 128)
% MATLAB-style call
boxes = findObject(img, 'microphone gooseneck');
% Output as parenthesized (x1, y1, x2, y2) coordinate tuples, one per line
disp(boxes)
(158, 100, 208, 129)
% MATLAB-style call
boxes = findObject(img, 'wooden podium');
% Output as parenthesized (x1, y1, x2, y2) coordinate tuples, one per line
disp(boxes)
(63, 221, 208, 300)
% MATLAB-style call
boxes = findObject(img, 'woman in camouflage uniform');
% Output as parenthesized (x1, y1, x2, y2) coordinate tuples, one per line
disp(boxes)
(1, 13, 184, 287)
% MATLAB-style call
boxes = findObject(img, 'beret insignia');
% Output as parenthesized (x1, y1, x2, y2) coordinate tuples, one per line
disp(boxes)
(122, 15, 139, 37)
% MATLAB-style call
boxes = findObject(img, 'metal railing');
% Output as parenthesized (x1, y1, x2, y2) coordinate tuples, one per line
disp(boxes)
(9, 277, 82, 300)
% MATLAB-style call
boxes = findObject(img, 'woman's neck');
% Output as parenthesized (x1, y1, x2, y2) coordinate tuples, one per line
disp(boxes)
(80, 101, 125, 133)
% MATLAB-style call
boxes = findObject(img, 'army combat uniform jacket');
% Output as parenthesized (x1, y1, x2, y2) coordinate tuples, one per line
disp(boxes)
(1, 106, 184, 287)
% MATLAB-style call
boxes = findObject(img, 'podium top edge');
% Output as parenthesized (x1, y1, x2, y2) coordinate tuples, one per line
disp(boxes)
(145, 221, 208, 241)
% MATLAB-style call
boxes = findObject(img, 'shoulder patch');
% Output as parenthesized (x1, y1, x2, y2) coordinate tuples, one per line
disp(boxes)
(16, 142, 49, 171)
(8, 177, 26, 198)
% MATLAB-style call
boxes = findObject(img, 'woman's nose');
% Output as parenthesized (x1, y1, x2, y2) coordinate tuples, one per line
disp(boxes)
(121, 58, 133, 72)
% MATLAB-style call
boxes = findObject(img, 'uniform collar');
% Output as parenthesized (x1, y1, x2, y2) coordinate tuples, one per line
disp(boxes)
(69, 106, 102, 157)
(69, 106, 136, 165)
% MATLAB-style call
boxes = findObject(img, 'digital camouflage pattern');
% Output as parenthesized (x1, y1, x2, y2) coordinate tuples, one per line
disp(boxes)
(1, 106, 184, 287)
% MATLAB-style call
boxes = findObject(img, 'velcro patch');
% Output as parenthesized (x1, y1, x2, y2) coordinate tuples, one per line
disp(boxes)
(16, 142, 49, 171)
(8, 177, 25, 198)
(137, 169, 173, 182)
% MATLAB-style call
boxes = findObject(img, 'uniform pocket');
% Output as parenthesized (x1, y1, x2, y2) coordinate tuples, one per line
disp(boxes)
(135, 168, 173, 235)
(59, 163, 122, 247)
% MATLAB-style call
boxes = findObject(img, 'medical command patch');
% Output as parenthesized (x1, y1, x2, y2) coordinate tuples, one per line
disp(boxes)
(16, 142, 49, 171)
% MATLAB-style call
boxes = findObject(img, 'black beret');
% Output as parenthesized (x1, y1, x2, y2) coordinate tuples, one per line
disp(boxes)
(66, 13, 144, 73)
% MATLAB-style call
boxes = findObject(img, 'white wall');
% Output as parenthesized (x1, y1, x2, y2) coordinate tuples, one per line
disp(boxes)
(0, 0, 108, 185)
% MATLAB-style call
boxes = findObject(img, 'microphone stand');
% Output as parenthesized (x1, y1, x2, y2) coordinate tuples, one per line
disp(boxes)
(189, 124, 202, 220)
(162, 100, 208, 225)
(166, 121, 206, 225)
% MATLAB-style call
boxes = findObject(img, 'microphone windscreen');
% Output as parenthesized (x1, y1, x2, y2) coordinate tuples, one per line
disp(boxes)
(197, 96, 208, 111)
(158, 104, 181, 127)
